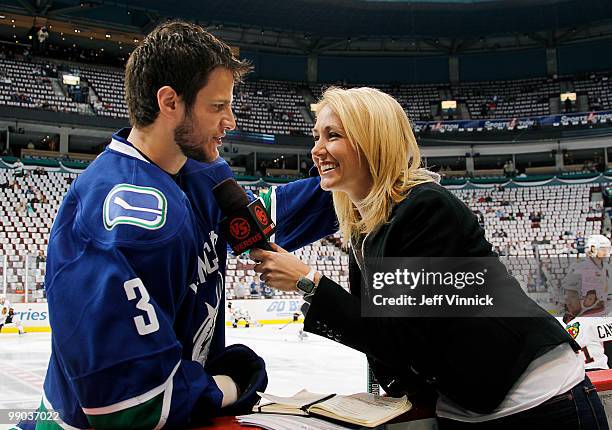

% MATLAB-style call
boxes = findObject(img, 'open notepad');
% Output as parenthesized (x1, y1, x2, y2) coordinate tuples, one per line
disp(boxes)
(236, 413, 362, 430)
(250, 389, 412, 428)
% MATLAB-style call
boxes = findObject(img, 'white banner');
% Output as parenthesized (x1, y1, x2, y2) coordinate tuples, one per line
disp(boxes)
(226, 299, 304, 324)
(5, 299, 303, 332)
(10, 303, 49, 330)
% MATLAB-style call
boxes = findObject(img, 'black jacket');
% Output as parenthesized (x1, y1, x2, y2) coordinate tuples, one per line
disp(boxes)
(304, 182, 578, 414)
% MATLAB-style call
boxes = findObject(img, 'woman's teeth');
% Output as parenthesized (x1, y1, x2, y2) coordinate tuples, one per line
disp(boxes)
(321, 163, 338, 172)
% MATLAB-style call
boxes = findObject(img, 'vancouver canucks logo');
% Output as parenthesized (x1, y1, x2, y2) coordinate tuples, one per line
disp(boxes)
(103, 184, 167, 230)
(566, 321, 580, 339)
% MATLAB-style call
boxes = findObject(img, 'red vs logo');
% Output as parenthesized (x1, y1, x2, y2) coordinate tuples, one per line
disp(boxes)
(255, 206, 268, 226)
(230, 218, 250, 240)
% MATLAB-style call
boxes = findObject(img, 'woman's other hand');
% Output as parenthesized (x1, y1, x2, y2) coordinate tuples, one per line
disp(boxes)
(250, 243, 313, 292)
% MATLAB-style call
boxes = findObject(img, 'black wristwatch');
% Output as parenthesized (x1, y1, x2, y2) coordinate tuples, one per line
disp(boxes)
(296, 269, 318, 303)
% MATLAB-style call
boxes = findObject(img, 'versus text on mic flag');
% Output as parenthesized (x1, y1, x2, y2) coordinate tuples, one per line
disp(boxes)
(213, 178, 276, 254)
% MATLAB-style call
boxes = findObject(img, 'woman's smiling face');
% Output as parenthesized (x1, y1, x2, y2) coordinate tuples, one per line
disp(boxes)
(311, 105, 372, 202)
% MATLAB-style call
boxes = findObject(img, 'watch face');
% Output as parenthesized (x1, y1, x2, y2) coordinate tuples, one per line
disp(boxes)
(297, 277, 315, 294)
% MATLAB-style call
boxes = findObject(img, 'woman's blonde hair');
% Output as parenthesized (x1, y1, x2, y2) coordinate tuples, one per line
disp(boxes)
(313, 86, 436, 243)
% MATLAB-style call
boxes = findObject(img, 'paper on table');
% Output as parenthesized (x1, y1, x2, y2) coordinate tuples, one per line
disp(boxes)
(236, 413, 354, 430)
(312, 393, 409, 422)
(257, 389, 334, 408)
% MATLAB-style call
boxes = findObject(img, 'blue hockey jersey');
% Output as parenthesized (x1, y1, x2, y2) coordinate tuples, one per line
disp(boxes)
(29, 128, 336, 429)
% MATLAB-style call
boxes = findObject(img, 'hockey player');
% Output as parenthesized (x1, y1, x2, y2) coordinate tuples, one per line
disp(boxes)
(228, 302, 252, 328)
(23, 21, 336, 430)
(0, 294, 25, 335)
(558, 236, 612, 370)
(559, 274, 612, 370)
(24, 22, 268, 430)
(562, 234, 611, 318)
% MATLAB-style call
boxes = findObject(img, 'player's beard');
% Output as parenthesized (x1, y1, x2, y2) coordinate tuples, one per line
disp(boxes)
(174, 111, 213, 163)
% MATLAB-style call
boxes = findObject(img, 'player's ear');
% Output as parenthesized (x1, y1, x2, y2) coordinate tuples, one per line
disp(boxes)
(157, 86, 183, 123)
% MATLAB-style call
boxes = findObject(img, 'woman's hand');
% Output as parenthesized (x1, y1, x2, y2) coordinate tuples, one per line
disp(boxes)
(250, 243, 311, 292)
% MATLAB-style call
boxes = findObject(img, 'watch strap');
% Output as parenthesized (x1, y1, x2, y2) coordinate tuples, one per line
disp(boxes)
(305, 268, 317, 283)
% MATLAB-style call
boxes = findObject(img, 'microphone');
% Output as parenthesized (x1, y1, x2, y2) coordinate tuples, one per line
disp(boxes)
(213, 178, 275, 255)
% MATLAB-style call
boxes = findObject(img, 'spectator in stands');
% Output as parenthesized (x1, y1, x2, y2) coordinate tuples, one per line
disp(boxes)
(473, 210, 485, 227)
(249, 280, 260, 296)
(33, 167, 47, 176)
(12, 159, 24, 177)
(502, 160, 516, 177)
(26, 200, 36, 215)
(576, 232, 586, 253)
(251, 86, 604, 428)
(564, 97, 573, 113)
(29, 194, 39, 207)
(506, 241, 519, 255)
(16, 199, 28, 215)
(494, 245, 506, 256)
(529, 211, 543, 227)
(234, 277, 249, 299)
(36, 190, 48, 204)
(262, 283, 274, 299)
(36, 282, 45, 297)
(36, 250, 46, 265)
(492, 228, 508, 238)
(48, 138, 58, 152)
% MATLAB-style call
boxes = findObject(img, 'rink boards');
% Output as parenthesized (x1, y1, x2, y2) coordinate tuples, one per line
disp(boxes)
(3, 299, 304, 333)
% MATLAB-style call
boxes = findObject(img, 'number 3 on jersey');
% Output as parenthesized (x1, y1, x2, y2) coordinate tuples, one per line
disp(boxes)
(124, 278, 160, 335)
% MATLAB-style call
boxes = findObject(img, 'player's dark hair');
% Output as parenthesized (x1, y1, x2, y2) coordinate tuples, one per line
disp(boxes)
(125, 20, 252, 127)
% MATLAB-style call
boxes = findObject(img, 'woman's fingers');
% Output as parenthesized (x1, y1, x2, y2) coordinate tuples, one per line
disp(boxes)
(249, 248, 273, 262)
(269, 242, 289, 253)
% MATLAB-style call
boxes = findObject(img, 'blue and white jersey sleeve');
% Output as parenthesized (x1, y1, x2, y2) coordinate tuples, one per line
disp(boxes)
(259, 177, 337, 251)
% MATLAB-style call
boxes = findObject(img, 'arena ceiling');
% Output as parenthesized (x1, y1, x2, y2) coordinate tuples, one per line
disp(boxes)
(1, 0, 612, 55)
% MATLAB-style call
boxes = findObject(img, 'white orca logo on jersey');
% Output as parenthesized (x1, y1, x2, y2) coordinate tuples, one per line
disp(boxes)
(103, 184, 167, 230)
(193, 272, 224, 364)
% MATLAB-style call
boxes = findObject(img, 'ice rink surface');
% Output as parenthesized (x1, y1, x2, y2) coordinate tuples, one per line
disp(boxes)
(0, 323, 366, 428)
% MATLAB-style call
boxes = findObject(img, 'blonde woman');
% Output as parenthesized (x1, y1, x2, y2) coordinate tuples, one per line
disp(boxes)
(251, 87, 607, 429)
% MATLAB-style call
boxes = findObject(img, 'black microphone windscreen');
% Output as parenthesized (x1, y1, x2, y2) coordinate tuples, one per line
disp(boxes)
(213, 178, 249, 214)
